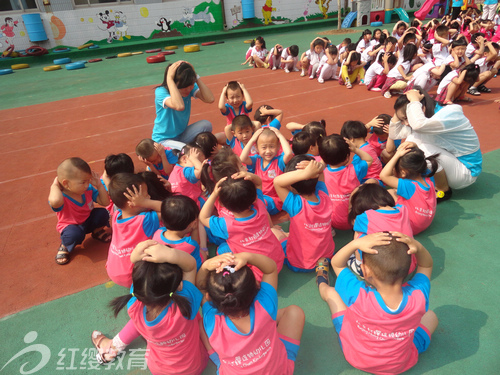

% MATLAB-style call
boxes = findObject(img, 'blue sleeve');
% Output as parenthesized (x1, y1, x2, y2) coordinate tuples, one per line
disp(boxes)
(190, 83, 200, 99)
(282, 191, 303, 217)
(249, 155, 259, 168)
(269, 118, 281, 130)
(89, 185, 99, 202)
(352, 159, 368, 182)
(155, 86, 169, 107)
(165, 149, 178, 165)
(243, 101, 252, 113)
(405, 273, 431, 311)
(50, 201, 63, 212)
(352, 154, 361, 165)
(255, 282, 278, 320)
(202, 301, 218, 337)
(397, 179, 417, 200)
(208, 216, 229, 239)
(100, 178, 109, 192)
(353, 212, 368, 234)
(227, 136, 237, 148)
(183, 166, 199, 184)
(142, 211, 160, 237)
(256, 188, 266, 204)
(221, 103, 231, 116)
(335, 268, 364, 307)
(178, 280, 203, 320)
(316, 181, 328, 195)
(277, 154, 286, 172)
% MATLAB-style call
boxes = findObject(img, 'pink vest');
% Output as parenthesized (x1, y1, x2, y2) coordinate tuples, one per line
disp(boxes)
(169, 164, 202, 204)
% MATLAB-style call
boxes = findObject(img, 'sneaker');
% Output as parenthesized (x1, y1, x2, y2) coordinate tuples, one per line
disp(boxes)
(370, 87, 382, 92)
(436, 188, 452, 203)
(293, 67, 300, 72)
(318, 77, 324, 84)
(316, 257, 330, 287)
(384, 91, 392, 98)
(344, 76, 351, 87)
(284, 67, 290, 73)
(347, 254, 363, 277)
(300, 70, 306, 77)
(478, 84, 491, 93)
(272, 66, 277, 71)
(467, 87, 480, 96)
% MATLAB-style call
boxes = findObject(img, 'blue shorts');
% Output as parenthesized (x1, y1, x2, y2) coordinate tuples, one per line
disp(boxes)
(332, 313, 431, 353)
(279, 334, 300, 361)
(282, 239, 314, 272)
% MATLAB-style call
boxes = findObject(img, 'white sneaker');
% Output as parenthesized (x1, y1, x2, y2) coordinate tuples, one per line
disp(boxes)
(384, 91, 392, 99)
(293, 68, 300, 72)
(284, 68, 290, 73)
(318, 77, 324, 83)
(370, 87, 382, 92)
(300, 70, 306, 77)
(309, 75, 315, 79)
(272, 66, 277, 71)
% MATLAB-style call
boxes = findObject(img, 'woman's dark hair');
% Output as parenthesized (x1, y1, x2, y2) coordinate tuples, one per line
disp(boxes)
(138, 171, 172, 201)
(394, 85, 435, 118)
(110, 261, 190, 319)
(219, 177, 257, 213)
(285, 154, 317, 195)
(403, 44, 418, 62)
(109, 173, 145, 209)
(340, 120, 367, 140)
(348, 183, 396, 224)
(255, 36, 266, 49)
(461, 63, 480, 85)
(194, 131, 218, 159)
(161, 195, 199, 231)
(104, 153, 134, 177)
(159, 62, 196, 90)
(206, 265, 258, 317)
(303, 120, 326, 144)
(200, 147, 241, 195)
(395, 146, 439, 179)
(319, 134, 350, 166)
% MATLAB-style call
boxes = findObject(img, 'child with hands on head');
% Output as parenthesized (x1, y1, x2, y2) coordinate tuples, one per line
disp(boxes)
(273, 156, 335, 272)
(316, 232, 438, 375)
(224, 115, 257, 158)
(380, 142, 438, 234)
(169, 143, 204, 205)
(218, 81, 253, 126)
(197, 252, 305, 375)
(240, 127, 293, 214)
(300, 37, 326, 78)
(340, 51, 365, 88)
(317, 44, 339, 83)
(199, 173, 286, 281)
(49, 157, 111, 265)
(136, 138, 177, 179)
(253, 104, 284, 129)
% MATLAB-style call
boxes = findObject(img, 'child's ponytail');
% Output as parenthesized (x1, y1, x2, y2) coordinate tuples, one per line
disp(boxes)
(396, 147, 440, 178)
(425, 154, 440, 177)
(200, 162, 216, 195)
(110, 294, 133, 318)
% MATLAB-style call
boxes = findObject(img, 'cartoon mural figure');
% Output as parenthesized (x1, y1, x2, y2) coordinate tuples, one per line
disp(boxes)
(1, 17, 18, 47)
(316, 0, 332, 18)
(97, 10, 118, 43)
(179, 6, 215, 28)
(262, 0, 276, 25)
(231, 4, 242, 22)
(114, 11, 130, 40)
(157, 17, 172, 32)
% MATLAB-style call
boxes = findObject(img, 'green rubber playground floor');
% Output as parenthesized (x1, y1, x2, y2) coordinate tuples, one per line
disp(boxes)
(1, 22, 500, 374)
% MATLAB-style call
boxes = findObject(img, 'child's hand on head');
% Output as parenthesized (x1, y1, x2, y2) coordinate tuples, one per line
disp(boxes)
(142, 242, 175, 263)
(53, 176, 63, 190)
(231, 171, 251, 180)
(204, 253, 236, 272)
(355, 232, 392, 254)
(391, 231, 418, 254)
(304, 159, 324, 178)
(154, 142, 164, 155)
(157, 175, 171, 191)
(189, 148, 201, 161)
(367, 116, 384, 129)
(124, 184, 148, 207)
(90, 170, 101, 187)
(395, 142, 414, 158)
(138, 155, 152, 167)
(213, 176, 227, 195)
(344, 137, 358, 152)
(131, 240, 158, 263)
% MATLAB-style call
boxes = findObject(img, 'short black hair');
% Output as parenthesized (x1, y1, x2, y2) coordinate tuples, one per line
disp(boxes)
(285, 155, 317, 195)
(289, 45, 299, 57)
(254, 104, 275, 124)
(348, 183, 395, 224)
(225, 81, 242, 97)
(218, 177, 257, 213)
(161, 195, 199, 231)
(109, 173, 146, 209)
(231, 115, 253, 132)
(292, 131, 316, 155)
(105, 153, 134, 177)
(319, 134, 350, 166)
(340, 120, 367, 140)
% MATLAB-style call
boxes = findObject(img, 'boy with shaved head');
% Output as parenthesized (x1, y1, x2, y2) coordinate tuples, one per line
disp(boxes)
(48, 157, 110, 265)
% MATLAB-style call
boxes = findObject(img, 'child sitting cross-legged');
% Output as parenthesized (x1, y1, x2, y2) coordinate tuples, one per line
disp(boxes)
(315, 232, 438, 374)
(49, 157, 111, 265)
(273, 156, 335, 272)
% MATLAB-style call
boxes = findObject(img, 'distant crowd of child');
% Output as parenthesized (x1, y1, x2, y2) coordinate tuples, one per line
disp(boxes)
(46, 12, 494, 374)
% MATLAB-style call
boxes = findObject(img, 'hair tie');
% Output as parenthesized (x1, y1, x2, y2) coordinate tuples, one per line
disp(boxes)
(169, 292, 173, 297)
(131, 293, 135, 297)
(223, 265, 235, 273)
(225, 293, 233, 297)
(222, 271, 230, 277)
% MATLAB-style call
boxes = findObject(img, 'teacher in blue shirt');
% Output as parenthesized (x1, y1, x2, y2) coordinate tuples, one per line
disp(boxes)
(152, 60, 215, 150)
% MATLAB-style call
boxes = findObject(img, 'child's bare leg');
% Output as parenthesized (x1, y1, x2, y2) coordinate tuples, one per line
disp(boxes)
(271, 225, 289, 241)
(241, 56, 252, 65)
(420, 310, 439, 334)
(198, 221, 208, 261)
(301, 57, 310, 76)
(319, 283, 348, 316)
(455, 83, 470, 100)
(253, 55, 267, 68)
(276, 305, 305, 341)
(444, 82, 459, 102)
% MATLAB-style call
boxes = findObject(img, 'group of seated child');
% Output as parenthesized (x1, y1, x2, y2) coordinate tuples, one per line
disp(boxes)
(47, 18, 495, 370)
(243, 15, 500, 106)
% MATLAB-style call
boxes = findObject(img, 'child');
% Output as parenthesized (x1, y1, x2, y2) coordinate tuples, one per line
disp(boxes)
(240, 127, 293, 214)
(199, 175, 286, 280)
(169, 143, 204, 205)
(224, 115, 257, 157)
(286, 119, 326, 137)
(267, 43, 284, 70)
(467, 41, 500, 95)
(382, 44, 418, 98)
(218, 81, 253, 126)
(365, 52, 397, 91)
(253, 104, 283, 129)
(436, 63, 480, 105)
(153, 195, 206, 269)
(197, 252, 305, 375)
(49, 157, 110, 265)
(242, 36, 268, 68)
(101, 153, 135, 212)
(380, 142, 438, 234)
(316, 232, 438, 374)
(300, 37, 326, 78)
(317, 44, 339, 83)
(107, 173, 161, 287)
(291, 131, 318, 157)
(319, 134, 372, 230)
(393, 21, 408, 40)
(194, 131, 219, 160)
(136, 138, 177, 179)
(280, 44, 299, 73)
(340, 120, 382, 183)
(273, 156, 335, 271)
(356, 29, 373, 53)
(340, 51, 365, 88)
(108, 242, 208, 375)
(366, 114, 398, 164)
(466, 33, 485, 59)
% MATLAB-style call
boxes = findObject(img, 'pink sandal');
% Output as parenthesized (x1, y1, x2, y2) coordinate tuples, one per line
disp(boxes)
(91, 331, 118, 365)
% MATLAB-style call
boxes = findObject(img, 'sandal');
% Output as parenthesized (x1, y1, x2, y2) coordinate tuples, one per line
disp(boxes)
(91, 331, 118, 365)
(442, 100, 453, 105)
(316, 257, 330, 287)
(92, 227, 112, 243)
(55, 244, 70, 265)
(456, 96, 473, 102)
